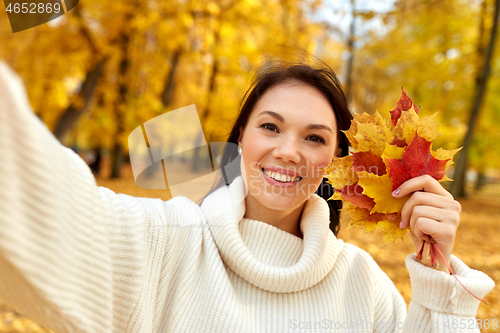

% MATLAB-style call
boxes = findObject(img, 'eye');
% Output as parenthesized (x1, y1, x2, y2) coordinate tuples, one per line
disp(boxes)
(307, 135, 326, 144)
(260, 123, 279, 133)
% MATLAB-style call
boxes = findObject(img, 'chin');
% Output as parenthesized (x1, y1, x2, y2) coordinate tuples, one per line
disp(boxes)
(255, 183, 312, 211)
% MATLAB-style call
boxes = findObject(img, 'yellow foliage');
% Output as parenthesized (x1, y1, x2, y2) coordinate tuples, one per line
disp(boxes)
(357, 171, 409, 215)
(432, 147, 462, 168)
(343, 203, 380, 233)
(345, 111, 392, 155)
(393, 109, 442, 144)
(378, 220, 408, 245)
(322, 155, 358, 189)
(382, 143, 404, 160)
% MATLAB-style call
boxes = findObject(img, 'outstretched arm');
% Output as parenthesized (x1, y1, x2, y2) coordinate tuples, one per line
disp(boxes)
(0, 62, 148, 332)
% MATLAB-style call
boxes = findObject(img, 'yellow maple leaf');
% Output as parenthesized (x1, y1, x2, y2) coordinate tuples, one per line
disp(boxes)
(432, 147, 462, 168)
(357, 171, 410, 214)
(343, 203, 379, 233)
(431, 147, 462, 182)
(392, 108, 417, 143)
(343, 202, 404, 244)
(345, 112, 392, 155)
(378, 220, 407, 244)
(392, 110, 442, 144)
(417, 113, 442, 142)
(322, 155, 358, 190)
(382, 143, 405, 160)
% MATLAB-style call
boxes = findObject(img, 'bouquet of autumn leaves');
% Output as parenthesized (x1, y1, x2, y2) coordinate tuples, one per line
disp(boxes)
(324, 88, 460, 245)
(323, 89, 489, 304)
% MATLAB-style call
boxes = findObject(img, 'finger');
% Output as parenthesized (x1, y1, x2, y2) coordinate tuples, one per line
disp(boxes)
(401, 192, 457, 227)
(408, 205, 448, 230)
(410, 216, 434, 242)
(411, 215, 456, 244)
(392, 175, 452, 199)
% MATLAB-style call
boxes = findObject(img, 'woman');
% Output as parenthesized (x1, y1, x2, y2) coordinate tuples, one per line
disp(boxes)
(0, 60, 494, 333)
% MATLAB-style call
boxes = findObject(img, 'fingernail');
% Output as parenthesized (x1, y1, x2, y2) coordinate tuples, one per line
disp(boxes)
(399, 221, 404, 229)
(392, 188, 400, 197)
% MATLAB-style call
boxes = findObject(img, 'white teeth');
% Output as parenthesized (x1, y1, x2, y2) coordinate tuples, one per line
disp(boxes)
(263, 169, 300, 183)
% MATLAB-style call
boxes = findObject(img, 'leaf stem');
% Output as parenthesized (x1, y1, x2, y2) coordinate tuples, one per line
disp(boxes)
(416, 240, 425, 260)
(428, 237, 488, 305)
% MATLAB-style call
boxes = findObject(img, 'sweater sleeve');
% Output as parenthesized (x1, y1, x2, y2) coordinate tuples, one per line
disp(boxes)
(0, 62, 152, 332)
(370, 252, 494, 333)
(403, 254, 495, 333)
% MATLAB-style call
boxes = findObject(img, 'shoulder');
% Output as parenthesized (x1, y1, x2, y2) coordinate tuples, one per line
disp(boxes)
(335, 240, 386, 277)
(338, 241, 377, 263)
(162, 196, 205, 222)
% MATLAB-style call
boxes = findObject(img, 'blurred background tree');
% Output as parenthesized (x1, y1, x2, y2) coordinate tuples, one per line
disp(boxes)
(1, 0, 499, 190)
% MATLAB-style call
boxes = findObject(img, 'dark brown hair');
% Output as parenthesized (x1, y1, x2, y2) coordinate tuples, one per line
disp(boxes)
(206, 60, 352, 236)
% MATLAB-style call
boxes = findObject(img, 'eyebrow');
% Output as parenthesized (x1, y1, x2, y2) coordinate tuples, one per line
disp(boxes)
(259, 110, 285, 123)
(258, 110, 333, 133)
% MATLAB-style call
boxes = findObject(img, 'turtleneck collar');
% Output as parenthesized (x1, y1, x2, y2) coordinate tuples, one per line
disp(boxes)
(201, 176, 342, 293)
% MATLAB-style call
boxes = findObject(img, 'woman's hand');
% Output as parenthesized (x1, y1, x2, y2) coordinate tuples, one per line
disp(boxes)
(393, 175, 461, 273)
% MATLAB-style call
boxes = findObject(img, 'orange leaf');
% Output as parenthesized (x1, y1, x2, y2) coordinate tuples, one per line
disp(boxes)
(352, 149, 387, 176)
(339, 183, 376, 211)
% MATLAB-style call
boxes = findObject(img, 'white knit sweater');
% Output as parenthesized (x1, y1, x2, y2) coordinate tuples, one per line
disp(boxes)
(0, 62, 495, 333)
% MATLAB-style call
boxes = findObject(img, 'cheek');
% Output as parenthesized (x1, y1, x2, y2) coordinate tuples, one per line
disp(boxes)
(240, 144, 265, 178)
(242, 136, 269, 166)
(305, 153, 333, 177)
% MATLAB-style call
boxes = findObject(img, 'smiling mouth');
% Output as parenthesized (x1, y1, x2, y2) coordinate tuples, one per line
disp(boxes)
(261, 168, 303, 183)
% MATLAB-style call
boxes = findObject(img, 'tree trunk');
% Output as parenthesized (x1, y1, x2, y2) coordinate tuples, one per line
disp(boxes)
(161, 49, 181, 107)
(88, 147, 102, 176)
(450, 0, 500, 198)
(475, 171, 486, 191)
(110, 143, 124, 178)
(110, 31, 131, 178)
(52, 60, 105, 142)
(52, 6, 105, 143)
(192, 31, 220, 173)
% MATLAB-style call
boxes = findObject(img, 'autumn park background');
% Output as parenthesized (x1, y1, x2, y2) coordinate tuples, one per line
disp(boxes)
(1, 0, 500, 331)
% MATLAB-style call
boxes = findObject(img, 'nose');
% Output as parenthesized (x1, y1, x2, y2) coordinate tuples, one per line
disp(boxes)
(273, 137, 301, 164)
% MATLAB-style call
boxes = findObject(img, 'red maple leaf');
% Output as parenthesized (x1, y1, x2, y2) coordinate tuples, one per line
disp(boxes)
(360, 208, 399, 222)
(338, 183, 375, 211)
(389, 135, 407, 148)
(352, 149, 387, 176)
(385, 133, 449, 191)
(390, 88, 419, 126)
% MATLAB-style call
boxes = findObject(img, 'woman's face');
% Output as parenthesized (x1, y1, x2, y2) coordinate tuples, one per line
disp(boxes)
(238, 81, 338, 212)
